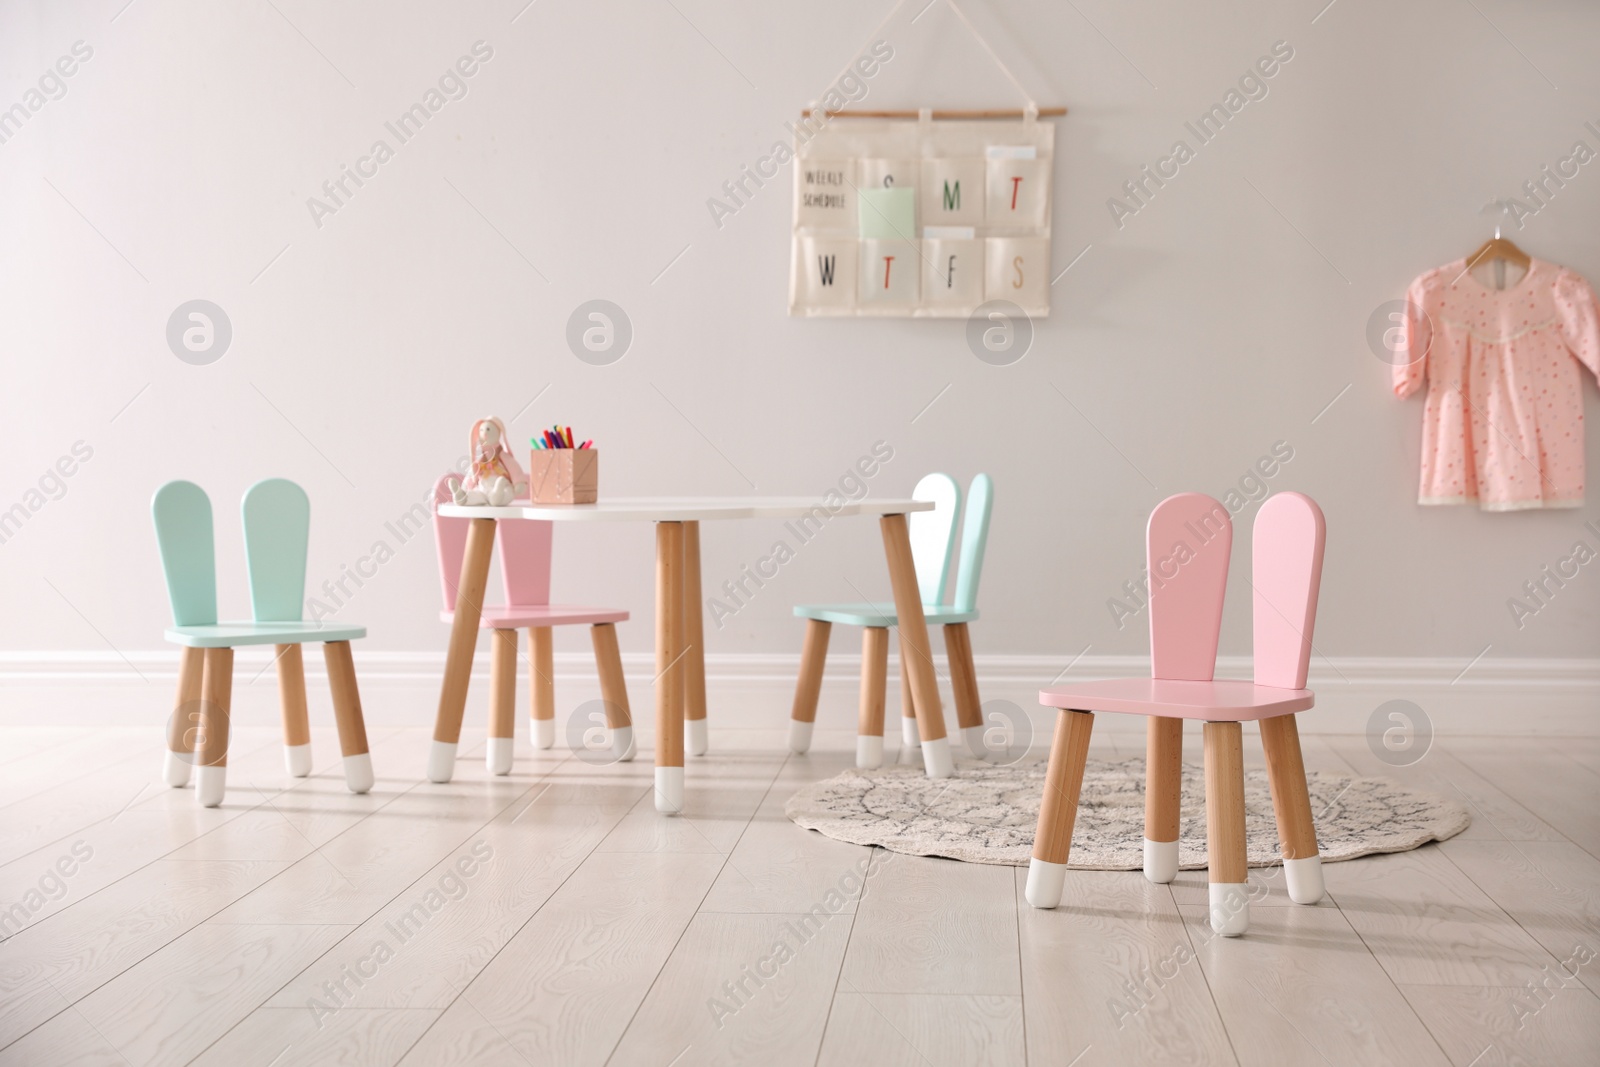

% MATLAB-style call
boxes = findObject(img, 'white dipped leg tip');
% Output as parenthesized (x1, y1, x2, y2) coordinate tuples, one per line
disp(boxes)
(962, 724, 988, 759)
(533, 719, 555, 751)
(1025, 858, 1067, 909)
(788, 719, 814, 754)
(1144, 838, 1179, 884)
(687, 718, 709, 757)
(1285, 855, 1324, 904)
(902, 716, 928, 758)
(164, 750, 191, 788)
(343, 752, 373, 794)
(1209, 882, 1250, 936)
(284, 743, 312, 778)
(196, 765, 226, 808)
(655, 766, 684, 814)
(427, 740, 458, 783)
(856, 734, 884, 770)
(921, 736, 954, 779)
(485, 737, 514, 776)
(613, 725, 636, 762)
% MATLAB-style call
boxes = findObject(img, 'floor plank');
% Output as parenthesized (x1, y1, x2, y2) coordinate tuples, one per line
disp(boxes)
(816, 992, 1024, 1067)
(1176, 902, 1450, 1067)
(1015, 866, 1235, 1065)
(398, 851, 724, 1067)
(68, 921, 354, 1067)
(606, 910, 853, 1067)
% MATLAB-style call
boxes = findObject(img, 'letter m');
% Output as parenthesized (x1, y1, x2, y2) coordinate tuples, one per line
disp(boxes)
(943, 180, 960, 211)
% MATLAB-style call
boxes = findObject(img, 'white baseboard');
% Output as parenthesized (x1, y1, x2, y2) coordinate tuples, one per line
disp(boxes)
(1, 651, 1594, 735)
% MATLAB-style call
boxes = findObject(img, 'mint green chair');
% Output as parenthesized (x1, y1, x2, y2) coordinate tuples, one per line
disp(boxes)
(788, 473, 995, 769)
(152, 478, 372, 807)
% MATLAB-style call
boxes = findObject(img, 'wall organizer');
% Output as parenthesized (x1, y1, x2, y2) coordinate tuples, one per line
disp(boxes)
(787, 1, 1065, 319)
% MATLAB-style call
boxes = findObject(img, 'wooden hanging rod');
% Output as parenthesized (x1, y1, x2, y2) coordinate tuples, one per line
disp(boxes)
(799, 107, 1067, 120)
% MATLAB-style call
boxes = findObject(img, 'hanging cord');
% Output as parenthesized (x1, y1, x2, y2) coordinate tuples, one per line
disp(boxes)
(944, 0, 1039, 113)
(809, 0, 1040, 116)
(810, 0, 912, 114)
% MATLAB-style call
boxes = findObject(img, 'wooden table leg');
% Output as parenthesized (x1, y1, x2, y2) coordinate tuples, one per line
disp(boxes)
(165, 646, 204, 787)
(682, 520, 709, 757)
(857, 627, 888, 769)
(430, 517, 496, 783)
(196, 647, 234, 808)
(1204, 720, 1249, 936)
(655, 521, 686, 813)
(275, 644, 313, 778)
(488, 629, 518, 775)
(1144, 716, 1183, 884)
(880, 513, 951, 778)
(323, 640, 373, 794)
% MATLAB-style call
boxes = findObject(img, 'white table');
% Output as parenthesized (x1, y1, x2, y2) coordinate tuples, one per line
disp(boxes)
(431, 497, 942, 813)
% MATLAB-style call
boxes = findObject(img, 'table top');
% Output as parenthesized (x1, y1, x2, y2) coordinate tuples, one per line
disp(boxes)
(436, 497, 935, 522)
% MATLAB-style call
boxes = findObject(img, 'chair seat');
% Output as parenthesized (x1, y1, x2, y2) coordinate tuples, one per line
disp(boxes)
(165, 620, 367, 648)
(793, 602, 978, 627)
(1038, 678, 1313, 721)
(440, 604, 629, 628)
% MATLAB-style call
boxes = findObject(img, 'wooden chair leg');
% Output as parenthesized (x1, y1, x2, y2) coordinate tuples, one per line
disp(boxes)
(788, 619, 831, 754)
(275, 644, 312, 778)
(487, 629, 517, 775)
(856, 627, 889, 769)
(528, 626, 555, 751)
(1025, 709, 1095, 908)
(196, 647, 234, 808)
(1260, 714, 1324, 904)
(323, 641, 373, 794)
(944, 623, 985, 759)
(590, 622, 635, 762)
(1204, 720, 1249, 935)
(682, 520, 709, 758)
(165, 646, 204, 787)
(1144, 716, 1183, 884)
(898, 649, 919, 761)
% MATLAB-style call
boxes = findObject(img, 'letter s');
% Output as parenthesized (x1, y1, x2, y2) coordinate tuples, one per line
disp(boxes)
(872, 39, 893, 61)
(72, 41, 94, 61)
(1271, 39, 1294, 62)
(71, 840, 93, 861)
(471, 40, 494, 62)
(472, 839, 493, 860)
(71, 440, 93, 462)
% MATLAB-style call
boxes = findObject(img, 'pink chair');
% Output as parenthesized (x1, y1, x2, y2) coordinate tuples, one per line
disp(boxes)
(432, 474, 634, 777)
(1024, 491, 1327, 937)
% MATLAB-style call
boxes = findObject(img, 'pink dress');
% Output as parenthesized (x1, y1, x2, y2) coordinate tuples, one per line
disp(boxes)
(1394, 258, 1600, 511)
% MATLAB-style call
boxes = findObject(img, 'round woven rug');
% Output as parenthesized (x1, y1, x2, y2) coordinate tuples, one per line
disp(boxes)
(784, 757, 1470, 869)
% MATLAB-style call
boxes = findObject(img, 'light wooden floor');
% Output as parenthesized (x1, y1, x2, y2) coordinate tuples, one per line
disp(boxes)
(1, 716, 1597, 1066)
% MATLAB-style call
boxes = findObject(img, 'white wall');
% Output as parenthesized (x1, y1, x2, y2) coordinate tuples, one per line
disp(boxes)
(2, 0, 1597, 671)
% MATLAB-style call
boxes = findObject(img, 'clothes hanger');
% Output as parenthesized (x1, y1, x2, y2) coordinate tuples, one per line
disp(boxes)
(1464, 200, 1531, 288)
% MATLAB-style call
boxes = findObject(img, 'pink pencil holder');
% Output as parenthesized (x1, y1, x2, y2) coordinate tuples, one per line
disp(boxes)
(527, 449, 598, 504)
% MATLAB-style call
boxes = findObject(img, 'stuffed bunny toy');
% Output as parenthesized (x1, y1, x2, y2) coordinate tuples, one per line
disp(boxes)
(449, 416, 527, 506)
